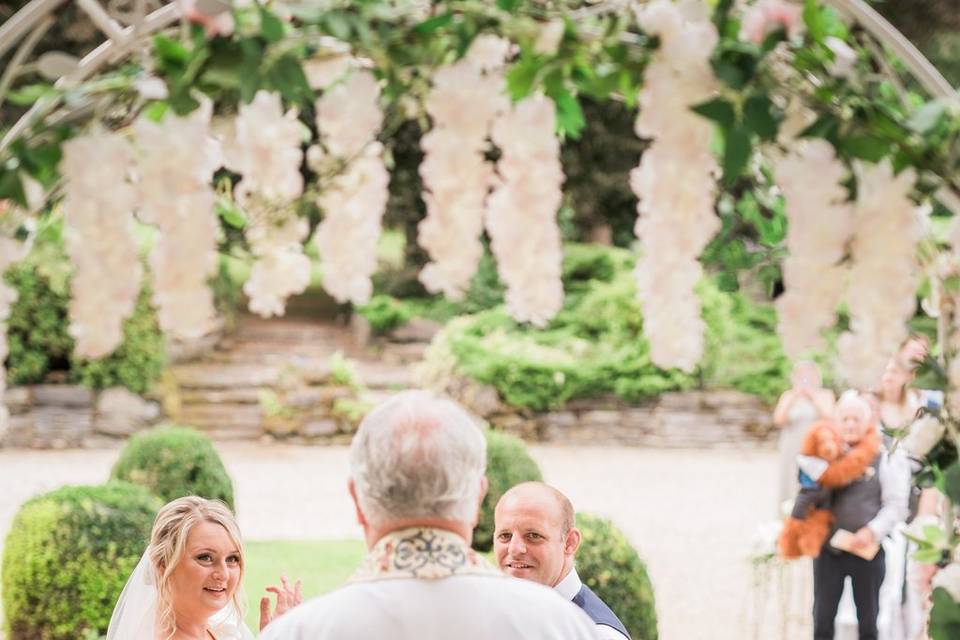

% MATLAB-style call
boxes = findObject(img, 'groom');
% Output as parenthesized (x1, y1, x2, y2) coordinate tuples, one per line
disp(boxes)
(261, 390, 598, 640)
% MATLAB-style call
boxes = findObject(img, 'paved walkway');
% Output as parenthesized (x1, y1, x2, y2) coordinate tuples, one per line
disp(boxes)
(0, 443, 804, 639)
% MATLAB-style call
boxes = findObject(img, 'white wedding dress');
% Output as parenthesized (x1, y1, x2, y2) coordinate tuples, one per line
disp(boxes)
(107, 553, 256, 639)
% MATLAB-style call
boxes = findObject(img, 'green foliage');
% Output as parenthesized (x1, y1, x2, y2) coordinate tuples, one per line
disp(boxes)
(356, 294, 414, 334)
(575, 513, 658, 640)
(433, 244, 791, 410)
(4, 239, 166, 394)
(1, 482, 161, 640)
(930, 587, 960, 640)
(110, 425, 236, 510)
(473, 429, 543, 552)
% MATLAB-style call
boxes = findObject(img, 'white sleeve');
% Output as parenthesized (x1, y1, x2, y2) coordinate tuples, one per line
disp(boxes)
(595, 624, 630, 640)
(866, 450, 911, 540)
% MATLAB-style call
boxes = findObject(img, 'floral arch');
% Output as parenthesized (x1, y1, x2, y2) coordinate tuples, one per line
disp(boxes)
(1, 0, 960, 632)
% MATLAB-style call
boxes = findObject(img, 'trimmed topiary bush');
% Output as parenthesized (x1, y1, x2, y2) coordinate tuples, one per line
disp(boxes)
(110, 425, 236, 510)
(473, 429, 542, 551)
(576, 513, 658, 640)
(1, 482, 161, 640)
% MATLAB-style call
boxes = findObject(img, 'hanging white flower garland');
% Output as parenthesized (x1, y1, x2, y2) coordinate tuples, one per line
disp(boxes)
(133, 100, 223, 339)
(418, 36, 510, 300)
(223, 90, 309, 317)
(61, 130, 144, 359)
(486, 94, 566, 327)
(630, 0, 720, 372)
(837, 160, 922, 389)
(773, 140, 853, 358)
(312, 70, 390, 305)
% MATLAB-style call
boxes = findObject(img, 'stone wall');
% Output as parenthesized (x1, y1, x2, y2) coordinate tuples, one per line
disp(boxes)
(454, 384, 776, 449)
(1, 385, 161, 449)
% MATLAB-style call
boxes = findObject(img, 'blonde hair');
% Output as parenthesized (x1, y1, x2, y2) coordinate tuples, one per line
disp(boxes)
(148, 497, 245, 640)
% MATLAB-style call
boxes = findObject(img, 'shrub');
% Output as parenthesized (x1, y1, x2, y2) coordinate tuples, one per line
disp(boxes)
(110, 425, 235, 510)
(4, 226, 165, 394)
(356, 294, 414, 334)
(1, 482, 161, 640)
(576, 513, 658, 640)
(426, 244, 794, 410)
(473, 429, 543, 551)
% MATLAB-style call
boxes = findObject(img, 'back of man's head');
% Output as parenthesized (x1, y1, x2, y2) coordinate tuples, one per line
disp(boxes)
(349, 390, 487, 527)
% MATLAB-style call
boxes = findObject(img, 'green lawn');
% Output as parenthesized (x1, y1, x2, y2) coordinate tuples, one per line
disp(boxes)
(242, 539, 366, 631)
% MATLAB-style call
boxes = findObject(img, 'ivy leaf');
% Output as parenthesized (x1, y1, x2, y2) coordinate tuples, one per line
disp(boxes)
(691, 97, 736, 131)
(722, 127, 752, 187)
(943, 462, 960, 504)
(930, 587, 960, 640)
(552, 89, 586, 139)
(259, 6, 285, 43)
(743, 95, 780, 140)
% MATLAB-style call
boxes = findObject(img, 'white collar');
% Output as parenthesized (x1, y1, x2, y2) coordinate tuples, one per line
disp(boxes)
(554, 566, 582, 601)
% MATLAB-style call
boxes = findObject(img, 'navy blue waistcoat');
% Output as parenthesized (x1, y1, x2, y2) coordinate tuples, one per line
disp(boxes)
(571, 584, 631, 639)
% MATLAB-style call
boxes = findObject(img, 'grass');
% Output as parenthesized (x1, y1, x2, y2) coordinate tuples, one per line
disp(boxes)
(241, 539, 366, 631)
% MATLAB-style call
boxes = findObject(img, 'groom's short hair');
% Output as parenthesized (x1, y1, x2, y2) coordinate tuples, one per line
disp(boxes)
(349, 390, 487, 526)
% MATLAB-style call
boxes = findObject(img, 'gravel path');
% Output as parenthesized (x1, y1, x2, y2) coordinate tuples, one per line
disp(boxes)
(0, 442, 802, 639)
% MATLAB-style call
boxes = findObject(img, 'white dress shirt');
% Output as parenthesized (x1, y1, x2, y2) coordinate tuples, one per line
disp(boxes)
(866, 449, 911, 541)
(555, 568, 630, 640)
(261, 573, 600, 640)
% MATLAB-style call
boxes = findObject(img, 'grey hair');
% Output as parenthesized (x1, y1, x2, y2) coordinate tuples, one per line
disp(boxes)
(835, 390, 872, 422)
(349, 390, 487, 525)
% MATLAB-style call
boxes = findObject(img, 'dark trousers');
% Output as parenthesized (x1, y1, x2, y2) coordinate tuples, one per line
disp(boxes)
(813, 548, 885, 640)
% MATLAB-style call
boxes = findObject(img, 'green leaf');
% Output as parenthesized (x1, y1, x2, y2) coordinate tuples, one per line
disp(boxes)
(323, 11, 352, 41)
(153, 35, 190, 74)
(711, 60, 746, 90)
(912, 547, 946, 564)
(4, 83, 59, 107)
(930, 587, 960, 640)
(265, 55, 312, 106)
(239, 39, 263, 104)
(803, 0, 827, 43)
(414, 12, 453, 35)
(722, 127, 752, 187)
(142, 101, 170, 122)
(259, 6, 285, 43)
(800, 114, 840, 142)
(552, 90, 586, 139)
(923, 524, 948, 545)
(216, 199, 247, 229)
(842, 134, 889, 162)
(943, 462, 960, 504)
(691, 97, 736, 131)
(506, 55, 543, 100)
(496, 0, 522, 10)
(743, 95, 780, 140)
(0, 167, 27, 207)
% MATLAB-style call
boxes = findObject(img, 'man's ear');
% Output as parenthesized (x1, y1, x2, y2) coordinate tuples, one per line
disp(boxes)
(348, 479, 367, 528)
(564, 527, 582, 557)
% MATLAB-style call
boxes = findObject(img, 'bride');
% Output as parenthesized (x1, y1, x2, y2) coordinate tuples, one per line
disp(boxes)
(107, 496, 300, 639)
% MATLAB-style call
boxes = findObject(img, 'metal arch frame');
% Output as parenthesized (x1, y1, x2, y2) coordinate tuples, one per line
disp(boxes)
(0, 0, 956, 188)
(0, 0, 180, 154)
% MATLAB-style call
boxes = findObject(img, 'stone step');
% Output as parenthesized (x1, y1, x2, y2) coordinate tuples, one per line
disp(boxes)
(177, 402, 264, 430)
(179, 388, 265, 405)
(171, 364, 280, 389)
